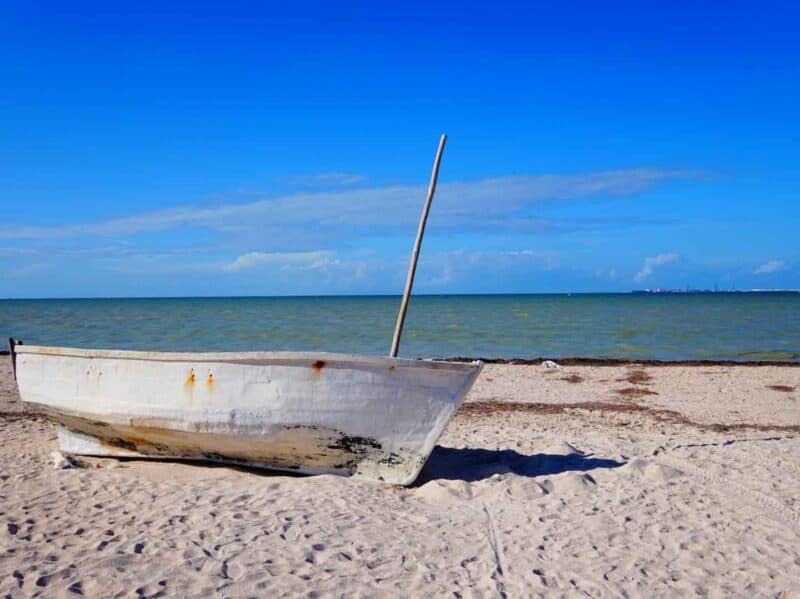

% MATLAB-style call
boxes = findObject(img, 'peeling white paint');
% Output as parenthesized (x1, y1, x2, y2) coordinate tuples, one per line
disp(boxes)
(16, 346, 482, 485)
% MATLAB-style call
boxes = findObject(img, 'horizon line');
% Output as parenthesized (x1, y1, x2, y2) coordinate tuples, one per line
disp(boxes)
(2, 289, 799, 301)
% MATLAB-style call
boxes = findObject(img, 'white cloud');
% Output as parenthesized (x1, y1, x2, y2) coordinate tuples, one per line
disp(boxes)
(0, 167, 694, 242)
(223, 251, 337, 272)
(282, 172, 368, 187)
(594, 268, 618, 280)
(634, 252, 678, 282)
(429, 265, 454, 286)
(7, 262, 49, 277)
(415, 248, 560, 289)
(753, 260, 786, 274)
(496, 249, 560, 269)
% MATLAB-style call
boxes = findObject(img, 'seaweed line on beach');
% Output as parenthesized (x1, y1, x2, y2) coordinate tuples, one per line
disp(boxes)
(0, 409, 46, 422)
(617, 370, 654, 385)
(458, 400, 800, 434)
(438, 357, 800, 367)
(766, 384, 796, 392)
(615, 387, 659, 398)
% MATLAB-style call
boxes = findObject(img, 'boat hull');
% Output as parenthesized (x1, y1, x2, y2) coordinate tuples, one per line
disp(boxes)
(15, 346, 482, 484)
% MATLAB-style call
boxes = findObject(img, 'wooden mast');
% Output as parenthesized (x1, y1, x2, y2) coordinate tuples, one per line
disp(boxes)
(390, 134, 447, 357)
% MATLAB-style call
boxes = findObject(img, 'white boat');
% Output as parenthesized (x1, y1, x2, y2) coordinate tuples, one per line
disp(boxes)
(14, 345, 481, 484)
(11, 134, 476, 485)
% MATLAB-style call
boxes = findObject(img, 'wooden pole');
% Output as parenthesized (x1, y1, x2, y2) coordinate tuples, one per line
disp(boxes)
(8, 338, 18, 381)
(390, 134, 447, 357)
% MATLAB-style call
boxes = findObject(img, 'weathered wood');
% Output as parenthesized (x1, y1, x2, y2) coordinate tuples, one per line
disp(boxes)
(390, 134, 447, 358)
(15, 344, 482, 485)
(7, 338, 18, 380)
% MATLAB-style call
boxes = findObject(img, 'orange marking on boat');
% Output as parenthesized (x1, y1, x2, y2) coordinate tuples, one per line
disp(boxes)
(312, 360, 326, 373)
(206, 372, 214, 386)
(187, 369, 196, 385)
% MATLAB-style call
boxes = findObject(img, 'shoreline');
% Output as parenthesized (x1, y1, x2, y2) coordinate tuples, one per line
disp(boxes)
(4, 348, 799, 366)
(440, 356, 800, 366)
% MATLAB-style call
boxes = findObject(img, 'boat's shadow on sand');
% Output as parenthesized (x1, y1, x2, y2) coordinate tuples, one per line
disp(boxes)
(415, 446, 625, 485)
(108, 446, 624, 485)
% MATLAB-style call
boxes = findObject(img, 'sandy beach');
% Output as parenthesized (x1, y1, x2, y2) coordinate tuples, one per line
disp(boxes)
(2, 357, 799, 598)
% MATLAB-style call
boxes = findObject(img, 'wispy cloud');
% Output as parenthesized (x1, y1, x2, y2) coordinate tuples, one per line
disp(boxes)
(6, 262, 49, 278)
(594, 268, 618, 280)
(281, 172, 369, 187)
(753, 260, 786, 274)
(0, 167, 694, 243)
(417, 248, 561, 288)
(223, 250, 337, 272)
(634, 252, 678, 282)
(429, 265, 455, 286)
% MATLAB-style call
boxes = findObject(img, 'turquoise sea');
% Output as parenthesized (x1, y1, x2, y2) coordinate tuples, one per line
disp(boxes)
(1, 293, 799, 361)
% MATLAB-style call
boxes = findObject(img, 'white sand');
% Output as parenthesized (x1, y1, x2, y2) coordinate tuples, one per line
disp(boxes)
(2, 358, 799, 597)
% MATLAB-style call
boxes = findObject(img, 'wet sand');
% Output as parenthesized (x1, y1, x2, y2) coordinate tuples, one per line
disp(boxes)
(1, 357, 799, 597)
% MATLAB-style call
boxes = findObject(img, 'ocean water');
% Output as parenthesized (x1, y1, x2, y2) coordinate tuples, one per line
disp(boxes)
(1, 293, 799, 361)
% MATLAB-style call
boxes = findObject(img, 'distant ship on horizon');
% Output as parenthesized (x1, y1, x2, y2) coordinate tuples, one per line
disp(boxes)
(630, 288, 800, 294)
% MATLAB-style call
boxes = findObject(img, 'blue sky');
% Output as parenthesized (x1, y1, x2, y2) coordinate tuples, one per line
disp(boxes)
(1, 1, 798, 297)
